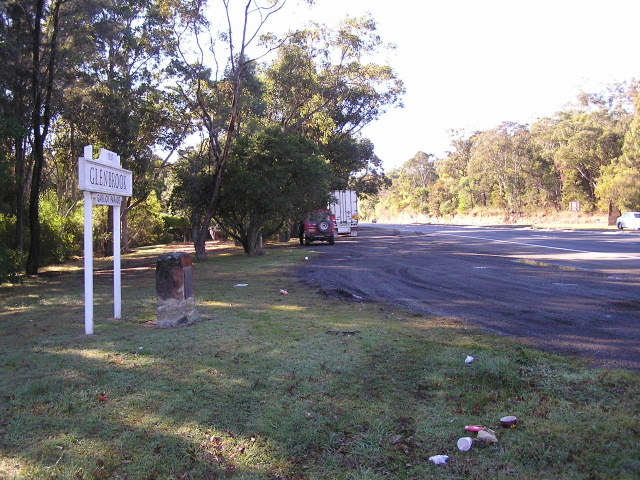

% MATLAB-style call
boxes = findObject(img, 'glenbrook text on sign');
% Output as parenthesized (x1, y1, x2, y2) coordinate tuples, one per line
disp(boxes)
(88, 165, 129, 190)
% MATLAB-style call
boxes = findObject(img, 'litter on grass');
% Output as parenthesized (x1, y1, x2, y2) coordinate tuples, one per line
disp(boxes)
(500, 415, 518, 427)
(465, 425, 484, 432)
(429, 455, 449, 465)
(477, 427, 498, 444)
(465, 355, 475, 363)
(235, 284, 248, 287)
(457, 437, 473, 451)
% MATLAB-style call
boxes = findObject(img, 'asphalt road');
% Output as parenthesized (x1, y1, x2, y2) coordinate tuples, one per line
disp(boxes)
(296, 223, 640, 370)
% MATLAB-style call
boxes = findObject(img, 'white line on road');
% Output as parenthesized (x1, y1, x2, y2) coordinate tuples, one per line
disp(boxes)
(435, 231, 640, 261)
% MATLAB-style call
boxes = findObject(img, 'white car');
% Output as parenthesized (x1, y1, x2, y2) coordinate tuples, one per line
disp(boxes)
(616, 212, 640, 230)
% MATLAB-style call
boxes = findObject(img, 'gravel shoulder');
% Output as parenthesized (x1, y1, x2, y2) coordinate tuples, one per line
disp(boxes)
(296, 226, 640, 370)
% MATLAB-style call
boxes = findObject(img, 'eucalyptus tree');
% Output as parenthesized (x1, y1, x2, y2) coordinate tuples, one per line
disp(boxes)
(59, 0, 194, 252)
(170, 0, 305, 259)
(553, 115, 623, 206)
(597, 83, 640, 214)
(467, 122, 535, 213)
(439, 132, 478, 212)
(346, 138, 390, 196)
(533, 88, 630, 210)
(214, 125, 330, 256)
(261, 14, 404, 185)
(0, 1, 31, 246)
(388, 152, 437, 213)
(0, 0, 96, 274)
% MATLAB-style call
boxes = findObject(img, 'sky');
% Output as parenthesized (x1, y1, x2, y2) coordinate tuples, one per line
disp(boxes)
(272, 0, 640, 171)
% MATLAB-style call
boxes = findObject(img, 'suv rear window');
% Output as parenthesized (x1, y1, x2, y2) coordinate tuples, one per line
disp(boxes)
(308, 212, 328, 223)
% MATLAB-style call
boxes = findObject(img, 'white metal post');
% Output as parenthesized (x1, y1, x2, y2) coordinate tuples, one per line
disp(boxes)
(84, 189, 94, 335)
(113, 203, 121, 319)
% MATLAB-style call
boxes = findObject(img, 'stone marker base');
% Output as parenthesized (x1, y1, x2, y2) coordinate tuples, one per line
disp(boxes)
(156, 252, 200, 328)
(156, 296, 199, 328)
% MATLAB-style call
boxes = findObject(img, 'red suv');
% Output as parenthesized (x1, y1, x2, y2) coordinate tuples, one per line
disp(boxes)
(299, 210, 336, 245)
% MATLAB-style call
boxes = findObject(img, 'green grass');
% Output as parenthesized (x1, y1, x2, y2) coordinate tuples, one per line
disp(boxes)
(1, 241, 639, 480)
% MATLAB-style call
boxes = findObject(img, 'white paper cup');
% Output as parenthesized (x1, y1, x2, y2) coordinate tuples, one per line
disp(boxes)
(457, 437, 473, 451)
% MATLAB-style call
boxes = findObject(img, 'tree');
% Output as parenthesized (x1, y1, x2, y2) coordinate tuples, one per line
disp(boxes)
(169, 142, 218, 242)
(172, 0, 300, 259)
(0, 1, 32, 250)
(596, 83, 640, 214)
(62, 0, 191, 253)
(348, 138, 391, 196)
(214, 125, 331, 255)
(2, 0, 84, 275)
(467, 123, 534, 213)
(389, 152, 437, 214)
(171, 6, 402, 258)
(535, 88, 630, 209)
(262, 15, 404, 185)
(431, 131, 477, 214)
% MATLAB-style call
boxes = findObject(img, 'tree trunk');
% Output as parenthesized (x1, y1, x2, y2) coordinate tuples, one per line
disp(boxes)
(25, 0, 46, 276)
(194, 212, 214, 259)
(104, 206, 114, 256)
(25, 148, 43, 275)
(608, 202, 621, 226)
(25, 0, 60, 275)
(14, 139, 27, 253)
(244, 225, 263, 256)
(121, 203, 130, 252)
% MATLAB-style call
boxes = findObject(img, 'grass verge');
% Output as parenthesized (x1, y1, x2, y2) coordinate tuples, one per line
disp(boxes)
(1, 241, 639, 480)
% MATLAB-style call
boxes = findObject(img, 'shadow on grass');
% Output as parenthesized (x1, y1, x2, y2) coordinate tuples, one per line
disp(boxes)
(1, 241, 639, 479)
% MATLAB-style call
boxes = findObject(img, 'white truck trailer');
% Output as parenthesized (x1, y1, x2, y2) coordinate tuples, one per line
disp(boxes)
(329, 190, 358, 236)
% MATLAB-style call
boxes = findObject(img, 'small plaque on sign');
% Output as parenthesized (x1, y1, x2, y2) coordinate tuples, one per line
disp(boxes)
(92, 192, 123, 206)
(98, 148, 120, 165)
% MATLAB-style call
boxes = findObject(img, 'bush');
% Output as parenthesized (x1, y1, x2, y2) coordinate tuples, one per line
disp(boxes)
(38, 194, 83, 265)
(0, 244, 23, 283)
(0, 214, 22, 282)
(127, 193, 170, 247)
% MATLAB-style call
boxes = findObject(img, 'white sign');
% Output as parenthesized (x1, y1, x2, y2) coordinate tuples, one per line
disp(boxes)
(92, 192, 123, 206)
(79, 158, 133, 196)
(98, 148, 120, 164)
(79, 145, 133, 335)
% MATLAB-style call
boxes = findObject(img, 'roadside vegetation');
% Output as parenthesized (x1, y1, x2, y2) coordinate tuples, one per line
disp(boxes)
(369, 84, 640, 224)
(1, 241, 638, 480)
(3, 0, 640, 283)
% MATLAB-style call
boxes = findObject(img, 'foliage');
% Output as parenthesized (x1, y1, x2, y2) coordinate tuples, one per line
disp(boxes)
(0, 215, 23, 283)
(126, 192, 171, 248)
(169, 9, 403, 259)
(0, 244, 23, 283)
(262, 15, 402, 194)
(37, 193, 84, 265)
(215, 126, 331, 255)
(597, 87, 640, 211)
(378, 81, 640, 220)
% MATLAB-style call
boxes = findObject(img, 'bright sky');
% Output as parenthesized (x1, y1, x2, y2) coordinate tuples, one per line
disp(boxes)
(278, 0, 640, 171)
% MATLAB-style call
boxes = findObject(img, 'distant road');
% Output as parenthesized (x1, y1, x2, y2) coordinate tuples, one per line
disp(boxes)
(297, 223, 640, 369)
(365, 223, 640, 275)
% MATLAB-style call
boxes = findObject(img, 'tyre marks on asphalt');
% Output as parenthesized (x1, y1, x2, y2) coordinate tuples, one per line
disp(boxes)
(298, 229, 640, 369)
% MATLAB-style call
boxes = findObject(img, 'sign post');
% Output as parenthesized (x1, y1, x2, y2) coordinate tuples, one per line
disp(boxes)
(78, 145, 133, 334)
(570, 201, 581, 224)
